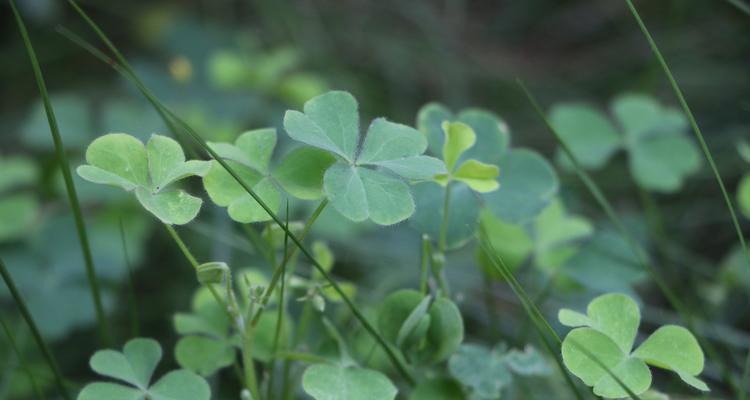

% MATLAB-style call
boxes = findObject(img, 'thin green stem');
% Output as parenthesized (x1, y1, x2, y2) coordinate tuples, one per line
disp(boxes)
(0, 316, 44, 400)
(64, 3, 416, 383)
(438, 182, 452, 252)
(0, 258, 71, 400)
(419, 235, 431, 295)
(250, 199, 328, 327)
(267, 205, 292, 400)
(624, 2, 750, 395)
(518, 80, 738, 388)
(9, 0, 110, 346)
(242, 329, 262, 400)
(724, 0, 750, 16)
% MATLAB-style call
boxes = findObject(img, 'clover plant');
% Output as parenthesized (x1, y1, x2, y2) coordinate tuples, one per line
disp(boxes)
(0, 155, 39, 242)
(77, 133, 211, 224)
(549, 94, 702, 192)
(78, 338, 211, 400)
(559, 293, 707, 398)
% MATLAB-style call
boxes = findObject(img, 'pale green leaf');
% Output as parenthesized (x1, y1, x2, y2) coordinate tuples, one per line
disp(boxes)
(629, 133, 702, 192)
(0, 194, 38, 242)
(483, 149, 558, 224)
(77, 165, 141, 191)
(77, 382, 142, 400)
(562, 231, 646, 292)
(504, 346, 550, 375)
(592, 357, 652, 399)
(0, 156, 37, 192)
(677, 372, 709, 391)
(203, 160, 263, 206)
(449, 344, 511, 398)
(558, 309, 591, 328)
(302, 364, 397, 400)
(370, 156, 445, 180)
(358, 118, 427, 163)
(534, 200, 593, 253)
(324, 164, 414, 225)
(148, 370, 211, 400)
(442, 122, 476, 172)
(82, 133, 149, 189)
(90, 338, 161, 389)
(146, 134, 188, 191)
(227, 178, 280, 223)
(273, 147, 336, 200)
(477, 210, 532, 276)
(452, 159, 499, 193)
(549, 103, 621, 169)
(456, 108, 510, 165)
(234, 128, 277, 174)
(633, 325, 704, 377)
(175, 336, 234, 377)
(284, 91, 359, 161)
(135, 188, 203, 225)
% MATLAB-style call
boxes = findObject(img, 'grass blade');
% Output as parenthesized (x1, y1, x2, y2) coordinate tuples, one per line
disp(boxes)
(63, 1, 416, 383)
(0, 258, 71, 400)
(517, 79, 739, 394)
(9, 0, 110, 346)
(624, 2, 750, 394)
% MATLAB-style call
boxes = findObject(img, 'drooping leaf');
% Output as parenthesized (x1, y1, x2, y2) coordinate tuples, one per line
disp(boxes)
(301, 364, 397, 400)
(483, 149, 558, 224)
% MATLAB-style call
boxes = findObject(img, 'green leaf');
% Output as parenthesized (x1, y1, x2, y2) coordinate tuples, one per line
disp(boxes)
(409, 377, 465, 400)
(611, 94, 686, 141)
(561, 328, 651, 399)
(558, 310, 591, 328)
(442, 121, 476, 172)
(629, 133, 702, 192)
(417, 103, 453, 156)
(203, 160, 263, 206)
(0, 156, 37, 192)
(80, 133, 149, 190)
(633, 325, 706, 388)
(233, 128, 277, 174)
(455, 109, 510, 165)
(549, 103, 621, 169)
(274, 147, 336, 200)
(283, 91, 360, 162)
(90, 338, 161, 389)
(504, 346, 550, 375)
(739, 174, 750, 219)
(449, 344, 511, 398)
(586, 294, 640, 354)
(562, 231, 646, 292)
(534, 200, 593, 253)
(135, 187, 203, 225)
(483, 149, 558, 224)
(147, 370, 211, 400)
(396, 295, 432, 348)
(409, 181, 480, 250)
(302, 364, 397, 400)
(424, 296, 464, 363)
(452, 159, 500, 193)
(378, 290, 424, 344)
(227, 178, 280, 223)
(146, 134, 210, 191)
(323, 163, 414, 225)
(175, 336, 235, 377)
(81, 338, 211, 400)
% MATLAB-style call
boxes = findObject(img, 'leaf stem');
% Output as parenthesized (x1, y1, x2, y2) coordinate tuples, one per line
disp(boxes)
(0, 257, 71, 400)
(9, 0, 110, 346)
(419, 235, 431, 295)
(624, 1, 750, 395)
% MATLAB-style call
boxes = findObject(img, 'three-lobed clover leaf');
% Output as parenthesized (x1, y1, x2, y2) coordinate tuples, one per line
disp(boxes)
(203, 128, 336, 223)
(413, 103, 559, 248)
(78, 338, 210, 400)
(448, 343, 549, 399)
(77, 133, 211, 225)
(559, 293, 708, 398)
(550, 94, 702, 192)
(302, 363, 398, 400)
(283, 91, 445, 225)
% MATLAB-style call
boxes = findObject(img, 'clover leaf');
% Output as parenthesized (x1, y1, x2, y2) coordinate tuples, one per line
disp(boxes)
(78, 338, 211, 400)
(550, 94, 701, 192)
(377, 289, 463, 364)
(283, 91, 445, 225)
(559, 293, 708, 398)
(77, 133, 211, 225)
(448, 343, 549, 399)
(302, 363, 397, 400)
(203, 128, 335, 223)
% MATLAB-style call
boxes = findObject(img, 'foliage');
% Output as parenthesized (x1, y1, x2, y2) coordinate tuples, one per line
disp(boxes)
(559, 293, 707, 398)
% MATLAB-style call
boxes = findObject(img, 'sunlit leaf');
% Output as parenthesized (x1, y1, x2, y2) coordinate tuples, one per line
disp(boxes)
(302, 364, 397, 400)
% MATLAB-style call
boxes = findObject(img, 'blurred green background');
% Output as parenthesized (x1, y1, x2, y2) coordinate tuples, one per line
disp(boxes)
(1, 0, 749, 399)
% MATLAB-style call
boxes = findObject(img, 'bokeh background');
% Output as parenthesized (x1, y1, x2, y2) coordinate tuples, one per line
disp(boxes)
(0, 0, 749, 399)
